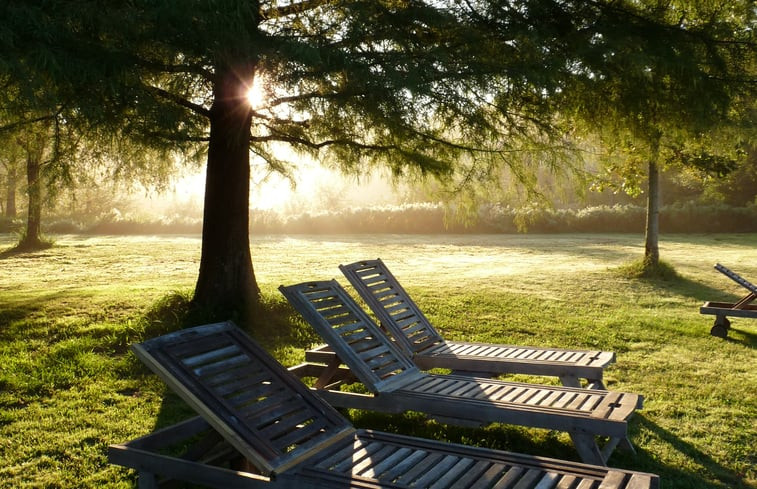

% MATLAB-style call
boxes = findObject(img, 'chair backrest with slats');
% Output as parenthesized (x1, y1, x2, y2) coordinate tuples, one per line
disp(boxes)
(279, 280, 423, 393)
(132, 321, 355, 476)
(340, 259, 443, 356)
(715, 263, 757, 294)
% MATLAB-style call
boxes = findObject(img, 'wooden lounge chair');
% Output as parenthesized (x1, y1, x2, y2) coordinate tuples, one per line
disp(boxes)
(109, 321, 660, 489)
(279, 280, 644, 467)
(338, 258, 615, 389)
(700, 263, 757, 338)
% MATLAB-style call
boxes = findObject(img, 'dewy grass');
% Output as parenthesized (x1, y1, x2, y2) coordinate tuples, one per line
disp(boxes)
(0, 233, 755, 488)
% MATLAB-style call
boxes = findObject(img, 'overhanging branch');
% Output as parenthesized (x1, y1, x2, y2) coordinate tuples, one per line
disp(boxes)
(251, 131, 397, 151)
(145, 85, 211, 118)
(0, 113, 59, 134)
(145, 131, 210, 143)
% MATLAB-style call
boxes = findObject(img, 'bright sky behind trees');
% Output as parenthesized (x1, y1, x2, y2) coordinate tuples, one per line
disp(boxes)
(1, 0, 754, 320)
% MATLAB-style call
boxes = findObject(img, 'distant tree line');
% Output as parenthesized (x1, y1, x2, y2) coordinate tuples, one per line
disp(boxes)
(2, 145, 757, 236)
(1, 1, 754, 321)
(5, 202, 757, 236)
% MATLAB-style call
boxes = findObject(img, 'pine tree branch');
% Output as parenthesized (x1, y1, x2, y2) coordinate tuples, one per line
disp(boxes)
(0, 113, 58, 134)
(145, 130, 210, 143)
(145, 85, 211, 118)
(251, 131, 397, 151)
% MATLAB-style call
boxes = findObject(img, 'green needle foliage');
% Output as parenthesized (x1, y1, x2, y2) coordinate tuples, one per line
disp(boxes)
(0, 1, 753, 323)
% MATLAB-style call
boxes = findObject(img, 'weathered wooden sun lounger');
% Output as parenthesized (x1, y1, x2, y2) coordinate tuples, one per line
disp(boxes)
(335, 258, 615, 389)
(109, 322, 660, 489)
(700, 263, 757, 338)
(280, 281, 644, 467)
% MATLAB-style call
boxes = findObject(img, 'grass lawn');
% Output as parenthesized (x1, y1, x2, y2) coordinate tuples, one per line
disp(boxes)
(0, 232, 755, 488)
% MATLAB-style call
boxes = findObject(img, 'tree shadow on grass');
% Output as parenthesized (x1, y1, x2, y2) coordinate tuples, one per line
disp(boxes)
(610, 258, 755, 343)
(349, 413, 753, 489)
(628, 273, 757, 348)
(0, 246, 29, 260)
(0, 240, 54, 259)
(126, 295, 754, 488)
(632, 416, 754, 489)
(722, 325, 757, 348)
(625, 270, 730, 304)
(0, 300, 41, 330)
(0, 292, 78, 340)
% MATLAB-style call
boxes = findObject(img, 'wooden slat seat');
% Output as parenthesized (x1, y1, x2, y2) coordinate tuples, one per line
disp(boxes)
(279, 281, 644, 466)
(109, 321, 659, 489)
(129, 322, 356, 476)
(339, 258, 616, 389)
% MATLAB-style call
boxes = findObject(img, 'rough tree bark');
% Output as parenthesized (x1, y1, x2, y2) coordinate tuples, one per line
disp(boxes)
(192, 65, 261, 318)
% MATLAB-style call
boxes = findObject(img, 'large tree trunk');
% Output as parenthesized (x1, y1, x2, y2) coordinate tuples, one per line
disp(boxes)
(644, 140, 661, 267)
(193, 66, 261, 319)
(6, 165, 17, 218)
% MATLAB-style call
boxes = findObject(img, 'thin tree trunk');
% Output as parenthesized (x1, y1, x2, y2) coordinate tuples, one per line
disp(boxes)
(21, 150, 43, 249)
(192, 65, 261, 319)
(644, 139, 661, 267)
(6, 165, 17, 218)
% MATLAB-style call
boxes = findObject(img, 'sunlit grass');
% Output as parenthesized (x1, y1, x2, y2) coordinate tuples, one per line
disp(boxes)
(0, 233, 755, 488)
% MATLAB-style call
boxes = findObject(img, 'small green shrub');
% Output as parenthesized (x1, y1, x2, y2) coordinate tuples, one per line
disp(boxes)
(140, 290, 195, 338)
(615, 257, 680, 280)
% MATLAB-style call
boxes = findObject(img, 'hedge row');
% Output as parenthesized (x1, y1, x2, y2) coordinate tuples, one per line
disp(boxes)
(2, 202, 757, 235)
(252, 202, 757, 234)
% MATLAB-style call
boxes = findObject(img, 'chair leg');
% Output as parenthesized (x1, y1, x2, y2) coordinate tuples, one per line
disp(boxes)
(558, 375, 581, 388)
(560, 375, 607, 390)
(314, 356, 342, 389)
(619, 436, 636, 454)
(138, 472, 159, 489)
(597, 436, 636, 465)
(600, 437, 622, 463)
(569, 433, 606, 466)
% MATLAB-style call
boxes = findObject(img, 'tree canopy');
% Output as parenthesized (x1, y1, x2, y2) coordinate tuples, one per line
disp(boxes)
(1, 0, 754, 322)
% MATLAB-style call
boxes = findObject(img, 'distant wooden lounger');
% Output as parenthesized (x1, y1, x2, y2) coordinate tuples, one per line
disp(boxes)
(280, 280, 644, 467)
(336, 258, 615, 389)
(109, 322, 660, 489)
(700, 263, 757, 338)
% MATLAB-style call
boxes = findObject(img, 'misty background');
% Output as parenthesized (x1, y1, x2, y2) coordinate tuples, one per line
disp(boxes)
(2, 146, 757, 235)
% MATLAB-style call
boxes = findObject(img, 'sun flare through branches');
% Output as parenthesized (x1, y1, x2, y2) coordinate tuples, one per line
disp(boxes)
(246, 77, 267, 110)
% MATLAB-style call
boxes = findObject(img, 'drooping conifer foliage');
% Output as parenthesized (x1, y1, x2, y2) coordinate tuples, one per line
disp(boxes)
(0, 0, 753, 322)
